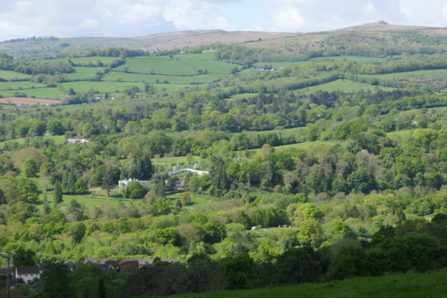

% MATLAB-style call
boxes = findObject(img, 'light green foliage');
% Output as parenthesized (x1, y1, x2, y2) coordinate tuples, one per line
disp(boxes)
(22, 157, 38, 178)
(75, 178, 88, 194)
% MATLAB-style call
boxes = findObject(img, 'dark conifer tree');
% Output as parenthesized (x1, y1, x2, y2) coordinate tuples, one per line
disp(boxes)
(102, 166, 115, 197)
(53, 180, 63, 208)
(67, 172, 76, 194)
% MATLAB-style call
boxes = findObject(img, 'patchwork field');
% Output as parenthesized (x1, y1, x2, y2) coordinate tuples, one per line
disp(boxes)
(181, 59, 236, 74)
(66, 67, 103, 80)
(102, 72, 217, 85)
(0, 69, 32, 81)
(298, 79, 396, 94)
(173, 52, 215, 60)
(0, 81, 46, 90)
(0, 88, 64, 99)
(0, 97, 61, 105)
(123, 58, 197, 75)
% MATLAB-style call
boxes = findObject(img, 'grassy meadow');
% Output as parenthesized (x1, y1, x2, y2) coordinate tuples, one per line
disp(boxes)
(0, 87, 64, 99)
(0, 70, 32, 80)
(150, 270, 447, 298)
(124, 58, 197, 75)
(298, 79, 396, 94)
(0, 81, 46, 90)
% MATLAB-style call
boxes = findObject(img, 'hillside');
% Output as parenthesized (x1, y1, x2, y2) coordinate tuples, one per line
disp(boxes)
(0, 30, 292, 59)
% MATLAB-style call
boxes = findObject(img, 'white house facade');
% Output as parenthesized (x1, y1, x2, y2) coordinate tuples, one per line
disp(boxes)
(16, 266, 40, 283)
(67, 136, 90, 144)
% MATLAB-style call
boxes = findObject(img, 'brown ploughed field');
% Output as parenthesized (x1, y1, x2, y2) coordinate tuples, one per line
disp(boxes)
(0, 97, 61, 105)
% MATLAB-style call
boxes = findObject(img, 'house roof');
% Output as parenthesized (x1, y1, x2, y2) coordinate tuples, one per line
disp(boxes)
(100, 258, 108, 264)
(0, 268, 10, 275)
(105, 261, 120, 268)
(68, 136, 90, 140)
(138, 258, 153, 265)
(84, 258, 97, 264)
(16, 266, 40, 275)
(119, 258, 136, 265)
(31, 280, 42, 290)
(37, 263, 46, 271)
(120, 261, 139, 270)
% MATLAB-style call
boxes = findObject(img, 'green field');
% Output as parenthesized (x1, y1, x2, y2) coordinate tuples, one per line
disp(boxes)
(181, 59, 236, 74)
(299, 79, 396, 94)
(0, 135, 66, 146)
(66, 67, 104, 80)
(153, 270, 447, 298)
(61, 81, 146, 93)
(386, 130, 415, 139)
(359, 69, 447, 81)
(311, 55, 391, 63)
(0, 81, 46, 91)
(0, 88, 64, 99)
(0, 70, 32, 81)
(123, 58, 197, 75)
(103, 72, 217, 85)
(174, 52, 215, 60)
(70, 57, 119, 65)
(230, 93, 258, 100)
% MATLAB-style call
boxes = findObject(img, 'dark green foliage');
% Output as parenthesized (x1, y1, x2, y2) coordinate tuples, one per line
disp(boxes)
(216, 254, 255, 289)
(41, 261, 73, 298)
(127, 181, 145, 199)
(147, 228, 181, 246)
(203, 220, 226, 244)
(327, 245, 368, 280)
(53, 180, 63, 208)
(101, 166, 114, 196)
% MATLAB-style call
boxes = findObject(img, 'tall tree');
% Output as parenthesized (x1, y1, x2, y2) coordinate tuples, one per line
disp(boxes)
(43, 192, 51, 215)
(67, 172, 76, 194)
(53, 180, 63, 208)
(212, 157, 229, 197)
(61, 171, 69, 193)
(41, 261, 73, 298)
(22, 157, 38, 178)
(157, 178, 166, 198)
(98, 278, 106, 298)
(101, 166, 114, 197)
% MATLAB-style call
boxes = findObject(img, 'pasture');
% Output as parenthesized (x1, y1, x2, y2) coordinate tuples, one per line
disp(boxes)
(70, 57, 119, 65)
(386, 130, 415, 139)
(298, 79, 396, 94)
(174, 52, 215, 60)
(358, 69, 447, 81)
(66, 67, 103, 80)
(311, 55, 392, 63)
(61, 81, 146, 93)
(123, 58, 197, 75)
(102, 72, 217, 85)
(0, 88, 64, 99)
(0, 81, 46, 91)
(181, 59, 236, 74)
(0, 70, 32, 81)
(154, 271, 447, 298)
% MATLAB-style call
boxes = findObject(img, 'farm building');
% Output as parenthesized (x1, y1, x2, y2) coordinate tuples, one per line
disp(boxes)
(167, 168, 209, 176)
(118, 178, 149, 189)
(67, 136, 90, 143)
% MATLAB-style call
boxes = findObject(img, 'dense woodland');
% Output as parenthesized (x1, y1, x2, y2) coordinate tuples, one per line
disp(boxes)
(2, 44, 447, 297)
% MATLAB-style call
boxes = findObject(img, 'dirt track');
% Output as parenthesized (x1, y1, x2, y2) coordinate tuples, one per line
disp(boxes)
(0, 97, 61, 105)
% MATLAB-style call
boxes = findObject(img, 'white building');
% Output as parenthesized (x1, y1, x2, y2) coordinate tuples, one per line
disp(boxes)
(118, 178, 149, 189)
(16, 266, 40, 283)
(67, 136, 90, 144)
(167, 168, 209, 176)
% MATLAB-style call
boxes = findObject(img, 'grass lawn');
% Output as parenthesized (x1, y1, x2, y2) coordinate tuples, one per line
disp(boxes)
(123, 58, 197, 75)
(0, 70, 32, 81)
(252, 61, 314, 68)
(166, 192, 211, 211)
(386, 130, 416, 139)
(358, 69, 447, 81)
(311, 55, 390, 63)
(70, 57, 119, 65)
(0, 81, 46, 91)
(66, 67, 104, 80)
(0, 88, 64, 99)
(61, 81, 146, 93)
(298, 79, 396, 94)
(174, 52, 215, 61)
(0, 135, 66, 146)
(429, 106, 447, 112)
(150, 270, 447, 298)
(152, 155, 203, 166)
(103, 72, 217, 85)
(181, 59, 236, 74)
